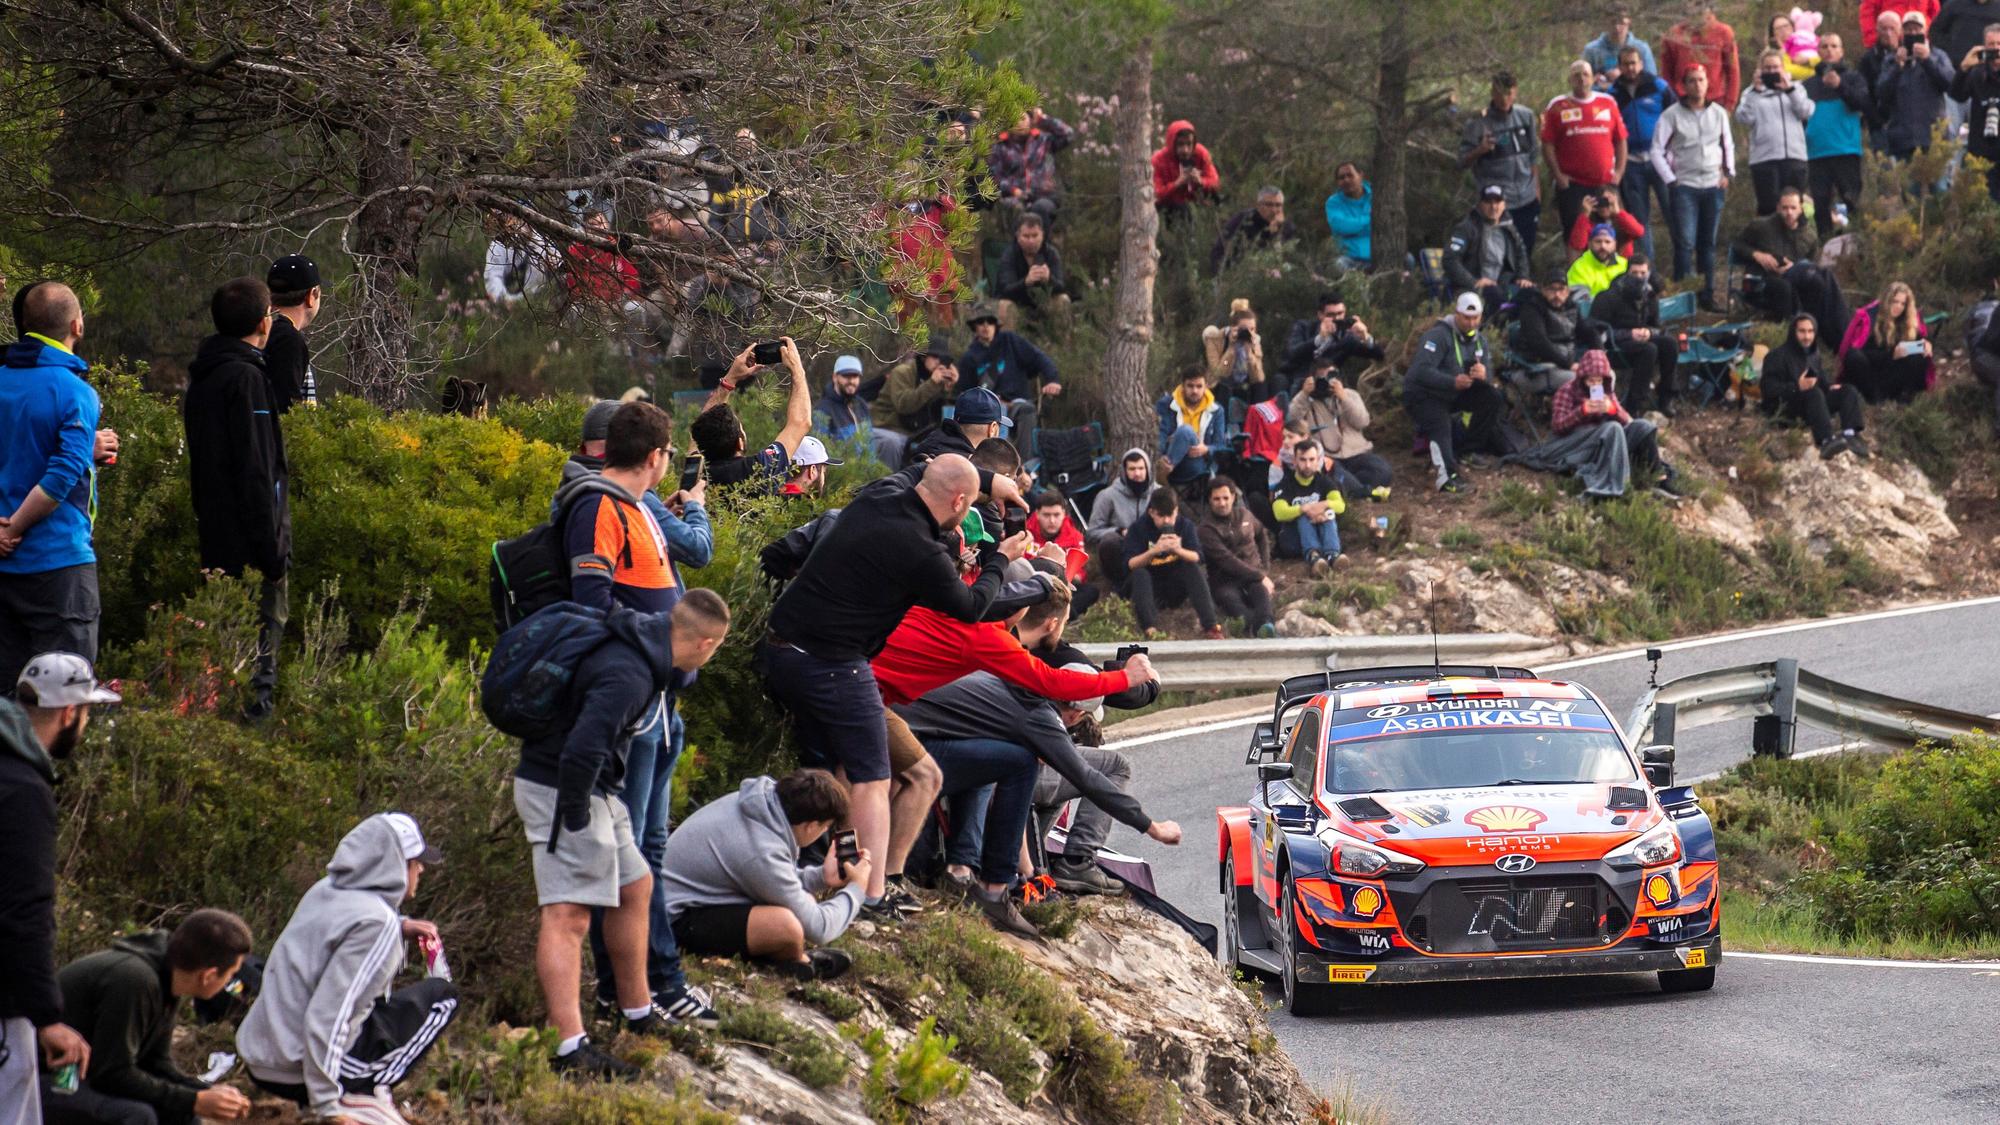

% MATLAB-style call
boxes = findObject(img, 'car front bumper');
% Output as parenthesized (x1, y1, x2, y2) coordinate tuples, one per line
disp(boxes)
(1295, 933, 1720, 986)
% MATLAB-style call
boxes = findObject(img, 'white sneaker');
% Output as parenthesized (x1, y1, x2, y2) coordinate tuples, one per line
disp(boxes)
(332, 1089, 412, 1125)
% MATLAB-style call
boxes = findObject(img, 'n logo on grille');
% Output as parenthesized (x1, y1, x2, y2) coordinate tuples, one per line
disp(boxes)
(1494, 853, 1537, 873)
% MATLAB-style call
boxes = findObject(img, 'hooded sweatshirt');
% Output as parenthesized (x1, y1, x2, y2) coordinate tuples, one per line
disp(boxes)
(1759, 316, 1832, 407)
(0, 697, 60, 1027)
(0, 337, 99, 575)
(1086, 450, 1158, 540)
(239, 815, 414, 1117)
(58, 931, 207, 1117)
(1151, 121, 1220, 209)
(656, 776, 864, 944)
(515, 606, 678, 815)
(183, 335, 291, 577)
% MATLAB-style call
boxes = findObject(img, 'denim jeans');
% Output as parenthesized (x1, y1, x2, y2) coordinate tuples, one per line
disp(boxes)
(1668, 184, 1725, 295)
(927, 738, 1039, 885)
(1619, 160, 1671, 262)
(1280, 516, 1341, 559)
(1163, 422, 1213, 483)
(589, 700, 685, 1002)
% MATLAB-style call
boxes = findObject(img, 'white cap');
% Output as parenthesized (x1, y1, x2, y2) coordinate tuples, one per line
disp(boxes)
(793, 435, 844, 468)
(1454, 292, 1484, 317)
(1058, 662, 1106, 723)
(16, 652, 121, 707)
(833, 354, 864, 375)
(382, 812, 443, 863)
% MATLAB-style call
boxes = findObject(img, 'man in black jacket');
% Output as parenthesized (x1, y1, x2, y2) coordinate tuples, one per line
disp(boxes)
(992, 213, 1072, 332)
(1948, 23, 2000, 202)
(1761, 313, 1868, 459)
(1403, 293, 1507, 494)
(1513, 269, 1584, 390)
(515, 594, 730, 1079)
(1588, 257, 1683, 414)
(263, 255, 321, 413)
(1121, 488, 1222, 640)
(1279, 292, 1384, 390)
(46, 911, 254, 1124)
(182, 277, 292, 721)
(1732, 188, 1847, 341)
(1210, 186, 1300, 273)
(1, 653, 115, 1122)
(1444, 186, 1532, 315)
(763, 455, 1028, 915)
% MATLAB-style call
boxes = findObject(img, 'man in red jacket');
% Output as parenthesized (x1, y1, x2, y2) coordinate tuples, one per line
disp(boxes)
(1152, 120, 1220, 219)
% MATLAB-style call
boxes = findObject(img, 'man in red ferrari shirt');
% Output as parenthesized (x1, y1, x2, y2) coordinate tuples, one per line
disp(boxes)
(1026, 490, 1098, 619)
(1543, 59, 1631, 239)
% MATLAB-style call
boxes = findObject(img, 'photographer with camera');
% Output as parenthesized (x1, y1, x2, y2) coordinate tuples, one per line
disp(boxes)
(1877, 12, 1957, 160)
(1287, 360, 1389, 501)
(1201, 301, 1269, 403)
(1804, 33, 1873, 236)
(1280, 292, 1382, 388)
(1565, 187, 1646, 258)
(1737, 49, 1815, 216)
(692, 338, 813, 495)
(1460, 73, 1543, 250)
(1948, 22, 2000, 202)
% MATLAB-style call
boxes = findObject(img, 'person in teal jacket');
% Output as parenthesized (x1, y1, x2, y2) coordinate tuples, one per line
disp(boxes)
(1323, 162, 1374, 270)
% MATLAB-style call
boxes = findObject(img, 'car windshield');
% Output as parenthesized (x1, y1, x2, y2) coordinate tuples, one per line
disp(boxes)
(1327, 729, 1638, 793)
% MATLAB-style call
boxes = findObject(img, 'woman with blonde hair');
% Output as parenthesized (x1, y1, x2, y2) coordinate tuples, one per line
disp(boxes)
(1837, 280, 1936, 403)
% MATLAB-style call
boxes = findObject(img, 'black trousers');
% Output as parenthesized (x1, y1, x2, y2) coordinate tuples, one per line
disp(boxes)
(1210, 574, 1274, 632)
(1612, 333, 1682, 412)
(1770, 383, 1866, 445)
(0, 562, 97, 694)
(40, 1082, 174, 1125)
(1842, 345, 1930, 404)
(1973, 349, 2000, 435)
(1752, 264, 1849, 346)
(1126, 562, 1217, 631)
(251, 979, 459, 1105)
(1403, 382, 1507, 476)
(1808, 155, 1862, 238)
(1334, 451, 1394, 496)
(1750, 159, 1809, 216)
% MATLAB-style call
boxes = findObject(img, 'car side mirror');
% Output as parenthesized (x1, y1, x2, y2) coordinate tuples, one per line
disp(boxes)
(1246, 721, 1281, 764)
(1641, 744, 1676, 788)
(1257, 761, 1295, 784)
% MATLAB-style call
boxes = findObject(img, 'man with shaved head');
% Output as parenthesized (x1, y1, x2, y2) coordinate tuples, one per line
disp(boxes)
(763, 451, 1031, 918)
(1, 282, 111, 693)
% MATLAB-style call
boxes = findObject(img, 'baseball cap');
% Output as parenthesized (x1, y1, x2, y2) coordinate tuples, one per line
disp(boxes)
(1454, 292, 1484, 317)
(1478, 184, 1506, 202)
(16, 652, 121, 707)
(1590, 222, 1618, 243)
(382, 812, 444, 863)
(954, 386, 1012, 430)
(267, 254, 321, 294)
(580, 399, 620, 443)
(960, 508, 994, 545)
(833, 354, 864, 376)
(793, 435, 844, 468)
(1542, 265, 1571, 286)
(1058, 662, 1106, 723)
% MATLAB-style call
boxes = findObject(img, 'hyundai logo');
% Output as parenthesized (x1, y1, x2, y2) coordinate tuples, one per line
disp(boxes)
(1368, 704, 1410, 718)
(1494, 854, 1537, 873)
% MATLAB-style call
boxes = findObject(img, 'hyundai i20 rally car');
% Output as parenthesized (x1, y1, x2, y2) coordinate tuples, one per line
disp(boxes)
(1217, 665, 1719, 1015)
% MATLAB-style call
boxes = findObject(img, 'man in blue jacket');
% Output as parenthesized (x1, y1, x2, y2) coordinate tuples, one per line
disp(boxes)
(0, 283, 109, 693)
(1155, 367, 1225, 489)
(960, 302, 1060, 456)
(1611, 46, 1677, 261)
(1805, 33, 1873, 237)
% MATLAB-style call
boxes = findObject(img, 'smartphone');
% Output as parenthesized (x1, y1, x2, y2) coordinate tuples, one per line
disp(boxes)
(1003, 509, 1028, 540)
(751, 340, 785, 366)
(833, 828, 860, 867)
(1589, 384, 1606, 400)
(679, 453, 704, 492)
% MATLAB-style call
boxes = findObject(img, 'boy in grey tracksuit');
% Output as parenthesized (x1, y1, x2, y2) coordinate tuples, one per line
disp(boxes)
(237, 813, 455, 1122)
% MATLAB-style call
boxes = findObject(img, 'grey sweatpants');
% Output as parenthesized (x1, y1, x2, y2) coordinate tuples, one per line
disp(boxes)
(0, 1017, 42, 1125)
(1034, 746, 1134, 861)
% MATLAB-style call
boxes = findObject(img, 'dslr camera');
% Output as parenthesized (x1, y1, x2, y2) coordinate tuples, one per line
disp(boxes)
(1233, 326, 1253, 343)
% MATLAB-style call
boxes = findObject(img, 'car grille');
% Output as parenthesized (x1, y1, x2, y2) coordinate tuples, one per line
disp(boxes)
(1395, 876, 1626, 954)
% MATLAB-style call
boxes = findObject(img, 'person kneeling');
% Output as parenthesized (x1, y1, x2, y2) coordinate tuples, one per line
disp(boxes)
(659, 770, 867, 982)
(1506, 350, 1677, 500)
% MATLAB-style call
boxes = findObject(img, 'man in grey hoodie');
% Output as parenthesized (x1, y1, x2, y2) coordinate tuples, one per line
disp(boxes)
(237, 813, 456, 1125)
(1084, 449, 1157, 558)
(658, 769, 868, 980)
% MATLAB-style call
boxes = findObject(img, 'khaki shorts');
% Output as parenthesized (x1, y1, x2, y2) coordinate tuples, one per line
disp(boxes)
(886, 709, 931, 775)
(514, 778, 648, 908)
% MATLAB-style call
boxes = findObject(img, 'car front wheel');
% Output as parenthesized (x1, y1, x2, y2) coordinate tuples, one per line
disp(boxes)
(1280, 872, 1338, 1017)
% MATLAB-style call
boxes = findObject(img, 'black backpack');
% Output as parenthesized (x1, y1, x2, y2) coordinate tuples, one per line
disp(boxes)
(489, 476, 636, 634)
(480, 602, 616, 740)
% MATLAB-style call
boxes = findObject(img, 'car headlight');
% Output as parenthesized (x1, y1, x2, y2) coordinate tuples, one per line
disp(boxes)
(1605, 826, 1682, 869)
(1324, 831, 1426, 877)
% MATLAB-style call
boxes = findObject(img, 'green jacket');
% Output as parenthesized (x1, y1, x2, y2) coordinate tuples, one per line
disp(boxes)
(59, 930, 206, 1117)
(1567, 251, 1629, 297)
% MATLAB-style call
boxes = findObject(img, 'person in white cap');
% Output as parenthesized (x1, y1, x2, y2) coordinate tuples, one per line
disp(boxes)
(814, 355, 871, 445)
(237, 813, 456, 1125)
(1, 653, 118, 1125)
(781, 435, 843, 498)
(1401, 292, 1508, 494)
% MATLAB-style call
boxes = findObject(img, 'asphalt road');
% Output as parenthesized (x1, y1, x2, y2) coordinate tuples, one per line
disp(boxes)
(1103, 596, 2000, 1124)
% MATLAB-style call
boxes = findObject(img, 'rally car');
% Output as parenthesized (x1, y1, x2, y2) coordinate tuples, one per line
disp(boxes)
(1217, 665, 1719, 1015)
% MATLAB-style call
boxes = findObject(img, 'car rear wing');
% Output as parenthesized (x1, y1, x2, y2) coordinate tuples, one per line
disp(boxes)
(1247, 665, 1541, 764)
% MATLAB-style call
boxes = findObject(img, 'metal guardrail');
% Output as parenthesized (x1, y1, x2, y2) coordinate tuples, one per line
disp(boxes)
(1072, 633, 1565, 693)
(1624, 657, 1993, 756)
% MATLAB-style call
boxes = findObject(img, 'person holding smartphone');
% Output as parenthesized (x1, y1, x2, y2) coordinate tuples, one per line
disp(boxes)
(1948, 22, 2000, 202)
(1509, 349, 1677, 499)
(1837, 281, 1937, 402)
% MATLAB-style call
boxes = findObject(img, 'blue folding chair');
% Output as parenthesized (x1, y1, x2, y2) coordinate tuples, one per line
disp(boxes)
(1659, 290, 1751, 405)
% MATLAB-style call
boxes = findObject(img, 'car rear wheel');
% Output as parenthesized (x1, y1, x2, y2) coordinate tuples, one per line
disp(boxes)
(1280, 872, 1338, 1017)
(1659, 964, 1716, 993)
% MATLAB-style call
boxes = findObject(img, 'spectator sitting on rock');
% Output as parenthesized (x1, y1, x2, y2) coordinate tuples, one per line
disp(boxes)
(1589, 256, 1682, 416)
(1323, 162, 1377, 271)
(1505, 349, 1677, 500)
(1156, 367, 1225, 491)
(869, 346, 957, 466)
(994, 212, 1072, 333)
(1122, 487, 1223, 640)
(1211, 186, 1299, 273)
(1761, 312, 1871, 459)
(1272, 439, 1346, 575)
(1445, 186, 1533, 316)
(1566, 222, 1629, 297)
(1512, 268, 1584, 393)
(1837, 281, 1936, 403)
(1403, 292, 1507, 495)
(1086, 449, 1158, 569)
(1195, 477, 1277, 637)
(1201, 300, 1269, 407)
(1733, 188, 1849, 341)
(1281, 292, 1384, 390)
(658, 770, 866, 981)
(959, 303, 1060, 452)
(988, 107, 1074, 231)
(1151, 119, 1221, 220)
(1287, 361, 1392, 501)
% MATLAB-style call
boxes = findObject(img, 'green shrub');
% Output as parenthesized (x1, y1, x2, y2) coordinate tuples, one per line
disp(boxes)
(860, 1017, 970, 1124)
(717, 1002, 850, 1089)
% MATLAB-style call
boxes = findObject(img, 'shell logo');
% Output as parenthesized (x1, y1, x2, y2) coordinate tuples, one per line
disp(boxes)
(1351, 886, 1384, 919)
(1463, 805, 1549, 833)
(1644, 873, 1676, 907)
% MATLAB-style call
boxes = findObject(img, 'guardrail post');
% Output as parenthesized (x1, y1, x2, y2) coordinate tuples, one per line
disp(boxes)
(1652, 701, 1678, 748)
(1754, 657, 1800, 759)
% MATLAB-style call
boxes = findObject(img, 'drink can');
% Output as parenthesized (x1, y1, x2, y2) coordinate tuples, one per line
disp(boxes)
(51, 1063, 80, 1095)
(419, 933, 453, 981)
(1372, 515, 1390, 539)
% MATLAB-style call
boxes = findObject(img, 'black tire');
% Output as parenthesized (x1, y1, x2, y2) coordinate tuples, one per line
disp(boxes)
(1659, 964, 1717, 993)
(1221, 857, 1243, 972)
(1280, 872, 1338, 1017)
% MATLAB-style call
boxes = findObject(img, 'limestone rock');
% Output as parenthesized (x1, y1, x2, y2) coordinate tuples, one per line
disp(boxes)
(1276, 606, 1340, 637)
(1674, 492, 1762, 555)
(1772, 453, 1958, 585)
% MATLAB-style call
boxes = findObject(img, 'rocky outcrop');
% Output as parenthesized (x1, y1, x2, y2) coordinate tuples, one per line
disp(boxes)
(1769, 454, 1958, 586)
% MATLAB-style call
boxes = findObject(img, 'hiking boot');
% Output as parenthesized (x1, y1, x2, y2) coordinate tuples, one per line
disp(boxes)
(653, 984, 719, 1029)
(934, 868, 975, 907)
(552, 1037, 639, 1081)
(1439, 473, 1471, 495)
(1256, 622, 1277, 639)
(857, 899, 905, 925)
(1819, 435, 1850, 460)
(1844, 433, 1871, 459)
(975, 888, 1044, 940)
(1309, 552, 1330, 578)
(1330, 552, 1350, 568)
(1202, 624, 1226, 640)
(1050, 855, 1125, 896)
(780, 948, 855, 981)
